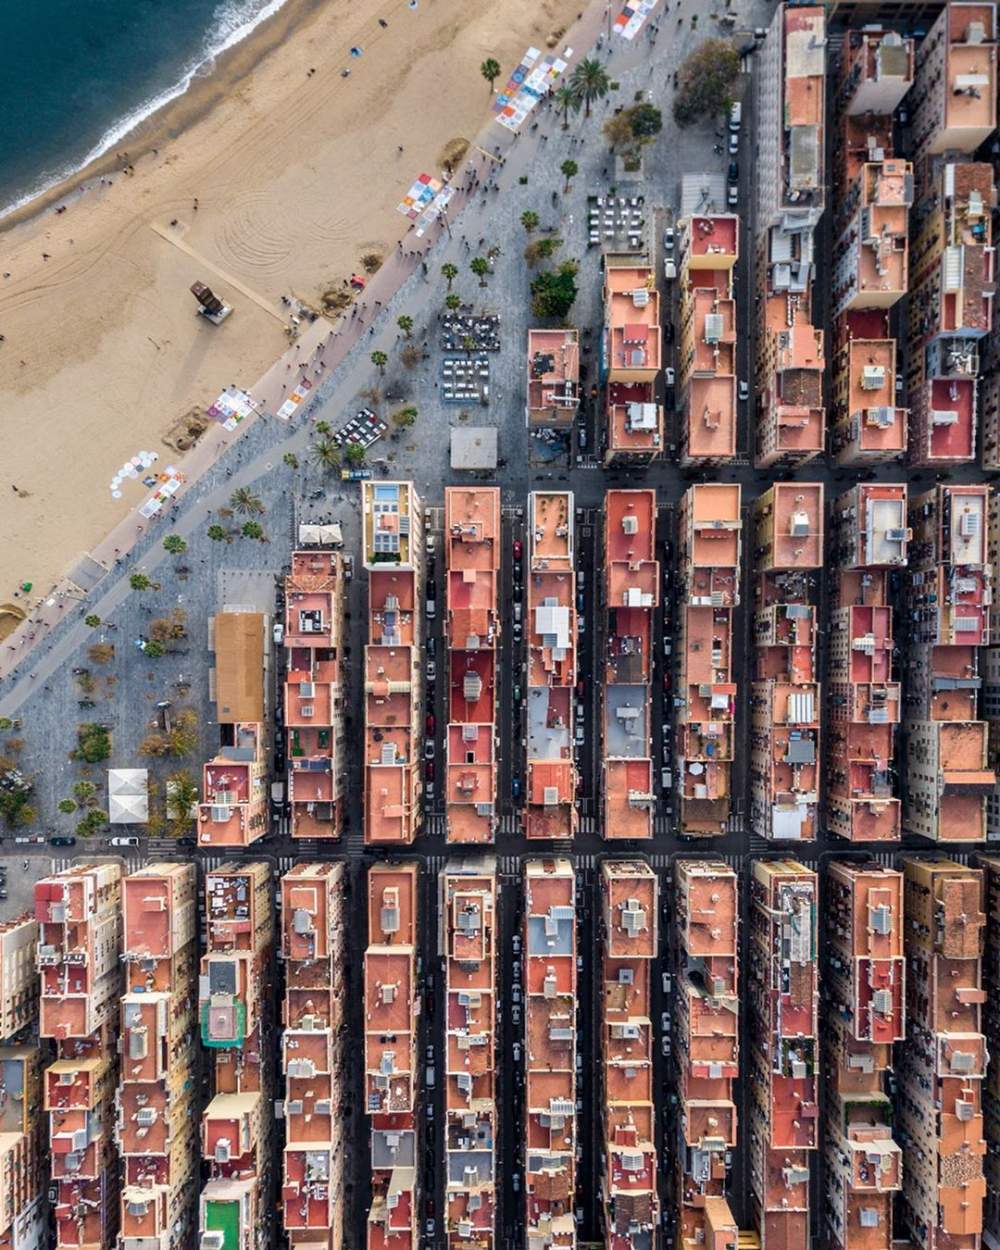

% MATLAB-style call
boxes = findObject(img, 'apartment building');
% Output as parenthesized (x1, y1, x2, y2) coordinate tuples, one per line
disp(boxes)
(905, 485, 994, 842)
(526, 492, 577, 840)
(0, 1044, 43, 1250)
(523, 859, 576, 1250)
(748, 860, 818, 1250)
(362, 481, 425, 846)
(282, 550, 346, 839)
(835, 27, 914, 118)
(898, 857, 986, 1250)
(602, 491, 658, 840)
(365, 863, 419, 1250)
(675, 485, 741, 836)
(527, 329, 580, 427)
(677, 214, 738, 468)
(828, 484, 908, 842)
(199, 610, 270, 847)
(36, 862, 123, 1250)
(599, 860, 658, 1249)
(280, 863, 347, 1250)
(199, 861, 274, 1250)
(906, 160, 995, 467)
(602, 262, 662, 464)
(978, 855, 1000, 1246)
(830, 313, 908, 463)
(750, 483, 824, 840)
(674, 861, 739, 1250)
(909, 2, 997, 159)
(444, 487, 500, 844)
(441, 861, 497, 1250)
(823, 861, 904, 1250)
(753, 4, 826, 469)
(0, 916, 37, 1044)
(118, 864, 198, 1250)
(0, 914, 41, 1250)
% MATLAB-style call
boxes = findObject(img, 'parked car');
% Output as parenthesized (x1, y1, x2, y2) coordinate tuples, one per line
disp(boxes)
(49, 836, 76, 847)
(512, 539, 523, 561)
(727, 182, 738, 207)
(272, 622, 284, 645)
(664, 258, 677, 281)
(424, 740, 435, 760)
(728, 130, 739, 154)
(664, 321, 675, 344)
(177, 837, 198, 849)
(425, 712, 436, 735)
(425, 759, 435, 782)
(738, 379, 750, 401)
(664, 366, 675, 386)
(511, 775, 522, 801)
(426, 659, 436, 681)
(513, 683, 522, 703)
(663, 226, 675, 253)
(109, 836, 140, 848)
(728, 160, 739, 184)
(729, 101, 742, 131)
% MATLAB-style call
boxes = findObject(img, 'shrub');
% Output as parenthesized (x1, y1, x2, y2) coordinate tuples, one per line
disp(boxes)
(72, 723, 111, 764)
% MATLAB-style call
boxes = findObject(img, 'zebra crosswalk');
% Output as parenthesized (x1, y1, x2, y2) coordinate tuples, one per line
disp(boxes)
(578, 815, 597, 835)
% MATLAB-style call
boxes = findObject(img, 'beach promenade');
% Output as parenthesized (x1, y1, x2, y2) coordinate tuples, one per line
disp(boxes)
(0, 0, 614, 693)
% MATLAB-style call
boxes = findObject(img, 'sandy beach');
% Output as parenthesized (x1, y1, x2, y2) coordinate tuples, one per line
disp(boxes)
(0, 0, 581, 602)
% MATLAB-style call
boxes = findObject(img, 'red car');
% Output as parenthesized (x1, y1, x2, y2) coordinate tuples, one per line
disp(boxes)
(425, 712, 436, 735)
(512, 539, 523, 561)
(662, 670, 672, 692)
(425, 760, 436, 782)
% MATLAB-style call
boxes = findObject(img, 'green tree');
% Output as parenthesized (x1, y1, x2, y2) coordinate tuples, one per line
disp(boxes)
(442, 262, 459, 290)
(77, 809, 109, 838)
(603, 110, 636, 151)
(167, 710, 199, 759)
(241, 520, 266, 542)
(553, 84, 581, 130)
(630, 102, 663, 140)
(392, 406, 418, 430)
(568, 57, 610, 118)
(72, 723, 111, 764)
(344, 443, 366, 468)
(129, 572, 155, 592)
(470, 256, 490, 287)
(229, 487, 264, 516)
(143, 640, 166, 658)
(520, 210, 540, 233)
(673, 39, 740, 128)
(166, 770, 200, 834)
(310, 437, 342, 473)
(58, 798, 77, 814)
(530, 261, 579, 319)
(315, 420, 331, 435)
(397, 314, 414, 338)
(84, 614, 101, 628)
(0, 764, 33, 829)
(283, 452, 299, 469)
(445, 293, 462, 311)
(560, 159, 578, 193)
(371, 350, 388, 375)
(72, 780, 98, 806)
(207, 524, 228, 542)
(524, 236, 562, 268)
(480, 58, 501, 91)
(162, 535, 187, 556)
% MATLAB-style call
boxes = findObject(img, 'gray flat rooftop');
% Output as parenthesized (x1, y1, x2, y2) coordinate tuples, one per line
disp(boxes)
(603, 684, 649, 758)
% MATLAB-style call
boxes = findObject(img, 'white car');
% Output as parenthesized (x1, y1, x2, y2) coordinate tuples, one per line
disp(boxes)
(738, 379, 750, 401)
(664, 258, 677, 281)
(664, 366, 675, 386)
(109, 836, 140, 848)
(728, 131, 739, 155)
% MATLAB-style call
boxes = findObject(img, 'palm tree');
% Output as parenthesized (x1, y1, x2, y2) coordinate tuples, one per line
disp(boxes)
(397, 314, 414, 338)
(129, 572, 159, 592)
(229, 487, 264, 516)
(207, 524, 228, 542)
(481, 58, 501, 92)
(163, 535, 187, 555)
(371, 349, 388, 375)
(242, 520, 266, 541)
(521, 210, 540, 232)
(442, 262, 458, 290)
(344, 443, 366, 467)
(470, 256, 490, 287)
(310, 436, 342, 473)
(553, 84, 581, 130)
(569, 57, 610, 118)
(560, 159, 578, 193)
(445, 293, 462, 311)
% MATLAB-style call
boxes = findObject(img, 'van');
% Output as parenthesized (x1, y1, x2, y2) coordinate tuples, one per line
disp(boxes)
(513, 602, 522, 624)
(729, 101, 742, 132)
(664, 258, 677, 281)
(425, 1066, 435, 1089)
(660, 769, 673, 792)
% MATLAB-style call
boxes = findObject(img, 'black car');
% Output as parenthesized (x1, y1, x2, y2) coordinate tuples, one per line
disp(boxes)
(664, 321, 675, 345)
(728, 161, 739, 184)
(49, 836, 76, 847)
(176, 837, 198, 849)
(665, 386, 676, 411)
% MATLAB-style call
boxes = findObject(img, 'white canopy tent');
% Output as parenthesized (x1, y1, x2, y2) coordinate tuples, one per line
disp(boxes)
(108, 768, 149, 824)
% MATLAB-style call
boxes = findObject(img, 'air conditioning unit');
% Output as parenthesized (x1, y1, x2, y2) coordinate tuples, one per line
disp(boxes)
(201, 1234, 226, 1250)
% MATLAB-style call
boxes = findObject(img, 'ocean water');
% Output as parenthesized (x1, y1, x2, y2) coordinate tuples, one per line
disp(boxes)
(0, 0, 289, 218)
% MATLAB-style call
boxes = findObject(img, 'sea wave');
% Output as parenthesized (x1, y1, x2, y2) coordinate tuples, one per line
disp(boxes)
(0, 0, 290, 222)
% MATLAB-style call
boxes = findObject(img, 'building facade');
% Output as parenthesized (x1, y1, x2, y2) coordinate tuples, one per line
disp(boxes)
(444, 488, 500, 844)
(526, 492, 577, 840)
